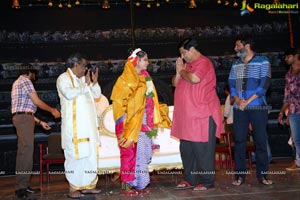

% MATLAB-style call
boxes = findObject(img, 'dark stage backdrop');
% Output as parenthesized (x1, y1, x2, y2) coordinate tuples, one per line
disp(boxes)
(0, 1, 298, 61)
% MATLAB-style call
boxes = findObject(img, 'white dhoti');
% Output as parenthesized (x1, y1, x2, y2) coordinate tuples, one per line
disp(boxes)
(62, 100, 99, 189)
(64, 140, 99, 189)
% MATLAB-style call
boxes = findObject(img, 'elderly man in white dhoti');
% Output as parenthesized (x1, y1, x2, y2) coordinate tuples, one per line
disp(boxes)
(56, 53, 102, 199)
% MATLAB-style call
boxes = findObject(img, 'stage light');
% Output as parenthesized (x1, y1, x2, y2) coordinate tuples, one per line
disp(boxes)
(189, 0, 196, 8)
(48, 1, 53, 7)
(233, 1, 238, 7)
(67, 0, 72, 8)
(12, 0, 20, 9)
(102, 0, 111, 9)
(75, 0, 80, 6)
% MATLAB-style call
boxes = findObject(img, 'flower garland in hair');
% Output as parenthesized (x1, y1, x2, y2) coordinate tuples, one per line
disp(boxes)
(141, 70, 158, 138)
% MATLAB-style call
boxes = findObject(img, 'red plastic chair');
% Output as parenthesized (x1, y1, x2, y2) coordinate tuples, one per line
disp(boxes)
(38, 133, 65, 184)
(215, 132, 234, 170)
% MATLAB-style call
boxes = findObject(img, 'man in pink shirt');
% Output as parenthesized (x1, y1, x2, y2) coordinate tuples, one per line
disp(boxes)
(171, 38, 223, 191)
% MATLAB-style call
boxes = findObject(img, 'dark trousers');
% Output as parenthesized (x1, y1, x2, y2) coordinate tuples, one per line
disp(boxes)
(233, 108, 269, 180)
(179, 117, 216, 187)
(13, 114, 35, 190)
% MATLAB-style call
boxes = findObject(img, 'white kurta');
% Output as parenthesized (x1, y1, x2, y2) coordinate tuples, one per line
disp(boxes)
(56, 68, 101, 189)
(224, 95, 233, 124)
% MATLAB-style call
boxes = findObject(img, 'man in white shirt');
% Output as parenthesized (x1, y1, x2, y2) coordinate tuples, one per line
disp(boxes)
(56, 54, 102, 199)
(223, 85, 234, 132)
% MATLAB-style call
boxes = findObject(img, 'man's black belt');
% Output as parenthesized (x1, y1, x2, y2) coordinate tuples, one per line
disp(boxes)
(12, 112, 34, 116)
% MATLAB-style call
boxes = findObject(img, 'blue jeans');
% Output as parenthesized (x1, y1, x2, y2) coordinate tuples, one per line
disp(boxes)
(288, 126, 300, 165)
(291, 146, 300, 166)
(289, 113, 300, 161)
(252, 139, 272, 163)
(233, 108, 269, 180)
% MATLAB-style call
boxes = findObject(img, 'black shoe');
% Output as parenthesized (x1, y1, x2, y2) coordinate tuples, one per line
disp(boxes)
(26, 187, 41, 194)
(15, 189, 28, 199)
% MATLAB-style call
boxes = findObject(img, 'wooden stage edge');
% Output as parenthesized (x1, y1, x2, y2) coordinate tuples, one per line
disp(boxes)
(1, 157, 300, 199)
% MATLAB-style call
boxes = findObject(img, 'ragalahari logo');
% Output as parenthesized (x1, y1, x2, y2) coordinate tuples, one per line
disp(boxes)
(239, 1, 298, 15)
(240, 0, 254, 16)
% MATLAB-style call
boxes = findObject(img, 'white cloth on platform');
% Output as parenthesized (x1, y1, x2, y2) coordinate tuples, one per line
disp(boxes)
(56, 68, 101, 189)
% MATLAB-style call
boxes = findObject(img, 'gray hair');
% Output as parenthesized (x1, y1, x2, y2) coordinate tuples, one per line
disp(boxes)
(66, 53, 86, 68)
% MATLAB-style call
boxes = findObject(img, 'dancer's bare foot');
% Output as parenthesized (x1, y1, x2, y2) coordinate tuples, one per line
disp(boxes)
(111, 172, 120, 182)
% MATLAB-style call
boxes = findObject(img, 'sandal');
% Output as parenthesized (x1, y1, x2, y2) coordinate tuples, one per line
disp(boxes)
(122, 189, 139, 197)
(259, 177, 274, 185)
(174, 180, 194, 190)
(232, 176, 244, 186)
(192, 184, 208, 191)
(81, 188, 102, 194)
(67, 190, 84, 199)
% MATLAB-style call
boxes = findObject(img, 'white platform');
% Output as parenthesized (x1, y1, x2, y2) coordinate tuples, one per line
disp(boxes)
(97, 105, 182, 173)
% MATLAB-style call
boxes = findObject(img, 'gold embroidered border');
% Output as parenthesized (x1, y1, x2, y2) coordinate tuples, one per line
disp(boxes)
(72, 138, 90, 143)
(67, 69, 80, 159)
(70, 176, 98, 190)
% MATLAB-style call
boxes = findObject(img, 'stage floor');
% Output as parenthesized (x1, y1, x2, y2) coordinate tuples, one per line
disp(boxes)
(1, 157, 300, 200)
